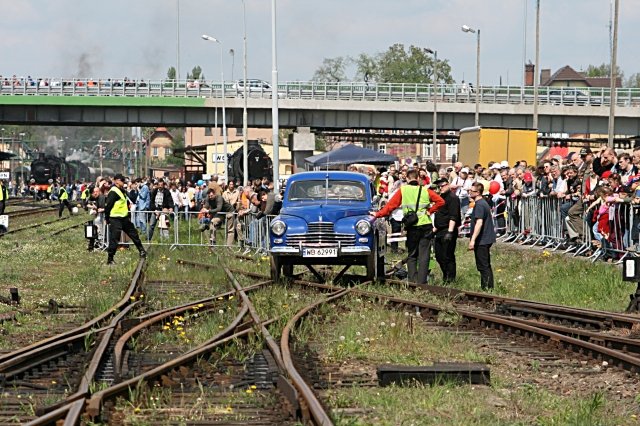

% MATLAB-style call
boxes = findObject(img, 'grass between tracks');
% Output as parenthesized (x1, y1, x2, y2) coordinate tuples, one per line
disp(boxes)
(4, 227, 636, 424)
(0, 212, 138, 350)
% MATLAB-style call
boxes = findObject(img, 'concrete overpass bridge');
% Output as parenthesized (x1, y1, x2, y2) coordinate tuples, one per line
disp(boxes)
(1, 79, 640, 135)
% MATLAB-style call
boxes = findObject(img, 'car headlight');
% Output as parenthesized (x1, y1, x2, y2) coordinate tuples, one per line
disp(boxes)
(271, 220, 287, 236)
(355, 220, 372, 236)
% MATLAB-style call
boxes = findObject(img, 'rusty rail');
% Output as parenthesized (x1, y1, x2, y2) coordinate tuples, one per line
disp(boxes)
(0, 258, 145, 370)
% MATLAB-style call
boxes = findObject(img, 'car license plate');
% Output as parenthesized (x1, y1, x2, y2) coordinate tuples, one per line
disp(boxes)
(303, 247, 338, 257)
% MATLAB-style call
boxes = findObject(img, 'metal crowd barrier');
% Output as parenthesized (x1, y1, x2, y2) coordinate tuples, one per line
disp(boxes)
(95, 210, 275, 253)
(499, 194, 640, 264)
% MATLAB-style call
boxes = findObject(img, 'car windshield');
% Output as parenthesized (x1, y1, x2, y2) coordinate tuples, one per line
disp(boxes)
(287, 180, 366, 202)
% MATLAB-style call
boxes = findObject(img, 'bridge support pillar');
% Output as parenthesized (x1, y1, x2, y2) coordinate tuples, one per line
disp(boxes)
(288, 127, 315, 172)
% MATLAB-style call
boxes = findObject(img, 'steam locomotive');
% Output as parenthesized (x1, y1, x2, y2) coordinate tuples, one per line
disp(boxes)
(227, 140, 273, 183)
(30, 153, 108, 193)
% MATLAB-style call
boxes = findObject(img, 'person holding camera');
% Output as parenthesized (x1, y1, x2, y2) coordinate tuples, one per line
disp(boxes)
(371, 169, 444, 285)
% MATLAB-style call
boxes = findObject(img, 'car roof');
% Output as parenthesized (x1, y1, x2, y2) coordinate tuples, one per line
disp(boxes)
(286, 171, 370, 184)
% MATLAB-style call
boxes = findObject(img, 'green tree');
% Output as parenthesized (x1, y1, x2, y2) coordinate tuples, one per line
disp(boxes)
(625, 73, 640, 88)
(584, 63, 624, 79)
(167, 66, 176, 80)
(311, 57, 350, 82)
(186, 65, 205, 81)
(375, 44, 453, 84)
(353, 53, 378, 81)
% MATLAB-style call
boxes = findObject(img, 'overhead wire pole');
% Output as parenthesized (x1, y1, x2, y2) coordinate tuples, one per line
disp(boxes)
(271, 0, 279, 190)
(176, 0, 180, 80)
(242, 0, 249, 186)
(461, 25, 480, 126)
(533, 0, 540, 130)
(608, 0, 619, 149)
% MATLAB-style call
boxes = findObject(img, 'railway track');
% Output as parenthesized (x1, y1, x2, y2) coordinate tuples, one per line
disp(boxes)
(0, 259, 146, 425)
(7, 252, 640, 425)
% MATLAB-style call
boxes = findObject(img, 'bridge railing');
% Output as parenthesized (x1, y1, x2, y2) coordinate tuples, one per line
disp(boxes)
(2, 78, 640, 107)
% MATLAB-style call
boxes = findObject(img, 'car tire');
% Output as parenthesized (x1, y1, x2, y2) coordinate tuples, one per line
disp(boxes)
(282, 263, 294, 278)
(270, 255, 281, 281)
(366, 235, 385, 282)
(365, 250, 377, 282)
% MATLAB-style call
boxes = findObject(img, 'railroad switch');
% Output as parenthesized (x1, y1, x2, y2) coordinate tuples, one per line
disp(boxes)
(9, 288, 20, 305)
(377, 363, 491, 387)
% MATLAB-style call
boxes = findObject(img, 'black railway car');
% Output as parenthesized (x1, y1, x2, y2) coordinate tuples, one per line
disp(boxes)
(227, 140, 273, 184)
(30, 154, 94, 193)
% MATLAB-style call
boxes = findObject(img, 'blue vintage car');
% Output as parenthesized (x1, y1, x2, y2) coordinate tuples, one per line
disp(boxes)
(269, 171, 386, 281)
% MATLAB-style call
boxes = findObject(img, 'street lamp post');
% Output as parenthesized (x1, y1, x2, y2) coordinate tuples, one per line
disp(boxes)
(462, 24, 480, 127)
(229, 49, 235, 82)
(533, 0, 540, 129)
(242, 0, 249, 186)
(425, 48, 438, 163)
(608, 0, 619, 149)
(271, 0, 280, 190)
(202, 34, 228, 182)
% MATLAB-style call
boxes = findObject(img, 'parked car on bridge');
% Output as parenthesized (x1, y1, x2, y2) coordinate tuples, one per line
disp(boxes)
(232, 79, 284, 98)
(269, 171, 386, 282)
(547, 88, 602, 106)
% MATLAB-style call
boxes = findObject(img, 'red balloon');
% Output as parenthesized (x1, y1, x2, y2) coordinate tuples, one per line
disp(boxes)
(489, 181, 501, 195)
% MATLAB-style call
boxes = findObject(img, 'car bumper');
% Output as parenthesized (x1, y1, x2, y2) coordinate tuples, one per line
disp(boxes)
(270, 246, 371, 255)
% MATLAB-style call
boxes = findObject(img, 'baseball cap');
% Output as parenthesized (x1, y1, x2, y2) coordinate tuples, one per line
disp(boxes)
(460, 167, 470, 174)
(113, 173, 126, 182)
(580, 148, 593, 156)
(500, 160, 509, 169)
(434, 178, 449, 186)
(490, 163, 501, 170)
(523, 172, 533, 183)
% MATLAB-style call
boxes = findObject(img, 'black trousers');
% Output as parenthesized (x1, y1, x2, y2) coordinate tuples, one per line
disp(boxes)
(389, 218, 402, 251)
(474, 243, 494, 290)
(434, 229, 458, 283)
(59, 199, 72, 217)
(0, 200, 5, 216)
(406, 224, 433, 285)
(107, 216, 144, 260)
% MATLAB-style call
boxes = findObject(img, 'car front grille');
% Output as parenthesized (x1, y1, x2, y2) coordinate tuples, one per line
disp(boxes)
(286, 222, 355, 247)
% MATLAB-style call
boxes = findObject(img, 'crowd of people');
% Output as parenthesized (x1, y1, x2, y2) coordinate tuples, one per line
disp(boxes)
(77, 173, 282, 260)
(4, 143, 636, 282)
(363, 144, 640, 288)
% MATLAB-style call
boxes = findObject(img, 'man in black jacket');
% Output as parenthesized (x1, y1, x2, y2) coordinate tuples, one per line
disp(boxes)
(433, 178, 461, 284)
(104, 174, 146, 265)
(147, 179, 174, 240)
(203, 189, 235, 246)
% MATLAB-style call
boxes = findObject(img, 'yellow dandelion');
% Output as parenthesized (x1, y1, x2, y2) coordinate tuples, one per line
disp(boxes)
(129, 296, 136, 301)
(139, 294, 144, 299)
(217, 297, 224, 300)
(51, 380, 57, 384)
(228, 295, 234, 300)
(197, 303, 204, 308)
(134, 407, 141, 413)
(176, 326, 184, 331)
(218, 325, 224, 329)
(250, 385, 257, 390)
(180, 331, 186, 336)
(163, 326, 170, 330)
(246, 389, 253, 394)
(282, 304, 289, 308)
(226, 406, 233, 413)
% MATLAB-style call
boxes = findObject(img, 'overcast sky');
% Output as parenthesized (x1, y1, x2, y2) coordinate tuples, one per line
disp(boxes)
(2, 0, 637, 86)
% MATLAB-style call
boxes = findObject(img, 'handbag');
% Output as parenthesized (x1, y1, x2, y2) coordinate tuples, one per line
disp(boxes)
(402, 185, 423, 227)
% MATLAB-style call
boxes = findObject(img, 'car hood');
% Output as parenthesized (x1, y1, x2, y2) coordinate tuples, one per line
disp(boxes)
(280, 204, 370, 223)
